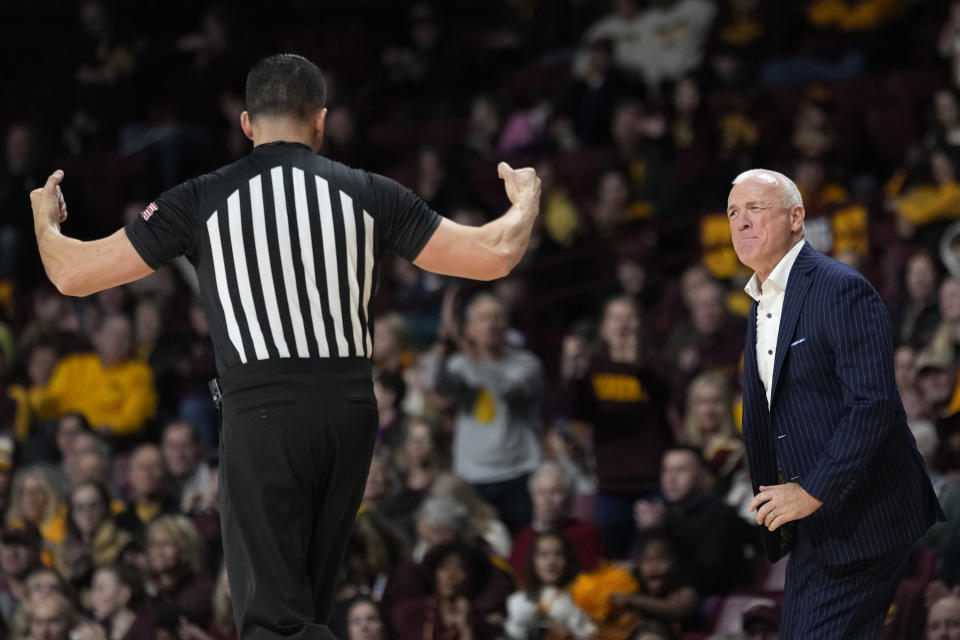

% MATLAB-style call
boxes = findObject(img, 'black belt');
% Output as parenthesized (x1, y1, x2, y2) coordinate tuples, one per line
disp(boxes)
(209, 357, 371, 409)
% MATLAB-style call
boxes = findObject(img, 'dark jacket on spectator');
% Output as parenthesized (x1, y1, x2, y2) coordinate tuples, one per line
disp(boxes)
(654, 490, 751, 596)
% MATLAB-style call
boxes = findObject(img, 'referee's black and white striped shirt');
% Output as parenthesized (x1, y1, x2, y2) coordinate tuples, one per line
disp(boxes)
(125, 141, 441, 375)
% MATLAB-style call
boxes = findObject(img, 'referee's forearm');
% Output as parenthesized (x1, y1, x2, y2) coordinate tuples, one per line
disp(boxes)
(34, 223, 82, 295)
(484, 196, 538, 275)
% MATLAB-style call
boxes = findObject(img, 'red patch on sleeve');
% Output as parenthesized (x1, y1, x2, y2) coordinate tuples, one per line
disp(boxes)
(140, 202, 158, 221)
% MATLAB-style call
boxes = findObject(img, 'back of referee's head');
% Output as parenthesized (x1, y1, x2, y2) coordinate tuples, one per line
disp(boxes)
(245, 53, 326, 122)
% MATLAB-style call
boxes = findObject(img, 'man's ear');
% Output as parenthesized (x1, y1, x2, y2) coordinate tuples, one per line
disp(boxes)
(240, 111, 254, 141)
(314, 108, 328, 146)
(791, 204, 806, 230)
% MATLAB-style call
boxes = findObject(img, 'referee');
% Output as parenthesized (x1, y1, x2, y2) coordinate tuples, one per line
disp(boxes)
(29, 54, 542, 640)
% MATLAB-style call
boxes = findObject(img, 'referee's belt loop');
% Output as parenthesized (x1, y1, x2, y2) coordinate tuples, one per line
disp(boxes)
(208, 378, 223, 410)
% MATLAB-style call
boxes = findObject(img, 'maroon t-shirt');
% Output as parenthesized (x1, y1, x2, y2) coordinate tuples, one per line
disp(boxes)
(570, 357, 673, 493)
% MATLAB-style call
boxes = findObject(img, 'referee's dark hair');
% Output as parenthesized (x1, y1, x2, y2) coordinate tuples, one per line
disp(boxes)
(245, 53, 326, 121)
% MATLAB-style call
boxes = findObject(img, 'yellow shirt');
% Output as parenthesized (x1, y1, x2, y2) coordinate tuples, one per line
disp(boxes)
(896, 182, 960, 227)
(807, 0, 901, 31)
(28, 353, 157, 435)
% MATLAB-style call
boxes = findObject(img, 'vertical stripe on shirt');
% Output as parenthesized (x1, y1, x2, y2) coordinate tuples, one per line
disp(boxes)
(341, 193, 365, 356)
(227, 188, 267, 361)
(292, 167, 330, 357)
(316, 176, 350, 357)
(249, 175, 290, 358)
(207, 211, 247, 363)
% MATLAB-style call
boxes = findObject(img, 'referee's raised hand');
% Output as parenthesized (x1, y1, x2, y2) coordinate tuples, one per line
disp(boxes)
(498, 161, 541, 205)
(30, 169, 68, 230)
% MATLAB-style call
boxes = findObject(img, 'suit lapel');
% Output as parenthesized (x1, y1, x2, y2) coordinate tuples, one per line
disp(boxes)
(770, 244, 818, 401)
(744, 301, 760, 397)
(741, 301, 768, 439)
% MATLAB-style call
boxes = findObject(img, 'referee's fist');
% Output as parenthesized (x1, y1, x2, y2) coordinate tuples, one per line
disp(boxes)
(30, 169, 68, 228)
(498, 162, 541, 206)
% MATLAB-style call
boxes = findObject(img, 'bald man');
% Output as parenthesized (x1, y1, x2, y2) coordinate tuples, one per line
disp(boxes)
(729, 168, 943, 639)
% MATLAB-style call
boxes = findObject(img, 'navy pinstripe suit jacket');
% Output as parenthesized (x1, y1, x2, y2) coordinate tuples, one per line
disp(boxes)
(741, 243, 944, 565)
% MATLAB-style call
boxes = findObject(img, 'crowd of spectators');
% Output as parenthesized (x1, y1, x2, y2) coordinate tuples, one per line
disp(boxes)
(2, 0, 960, 639)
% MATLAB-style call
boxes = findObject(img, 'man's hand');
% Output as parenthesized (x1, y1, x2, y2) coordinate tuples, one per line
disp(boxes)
(750, 482, 822, 531)
(498, 162, 541, 205)
(30, 169, 68, 232)
(437, 285, 465, 349)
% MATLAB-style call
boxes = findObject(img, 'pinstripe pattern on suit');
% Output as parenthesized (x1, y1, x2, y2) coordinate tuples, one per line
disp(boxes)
(740, 243, 944, 637)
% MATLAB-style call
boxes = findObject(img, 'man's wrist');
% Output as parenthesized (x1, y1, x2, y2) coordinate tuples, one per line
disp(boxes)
(517, 194, 539, 218)
(34, 219, 59, 241)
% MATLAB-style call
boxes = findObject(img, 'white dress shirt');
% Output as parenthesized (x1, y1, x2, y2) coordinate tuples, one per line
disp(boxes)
(744, 239, 806, 407)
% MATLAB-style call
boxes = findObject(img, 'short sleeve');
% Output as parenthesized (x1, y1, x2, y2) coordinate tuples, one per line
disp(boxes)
(125, 179, 202, 269)
(368, 173, 442, 262)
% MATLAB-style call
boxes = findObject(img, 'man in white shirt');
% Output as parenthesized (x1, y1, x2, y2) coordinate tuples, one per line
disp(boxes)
(728, 168, 943, 639)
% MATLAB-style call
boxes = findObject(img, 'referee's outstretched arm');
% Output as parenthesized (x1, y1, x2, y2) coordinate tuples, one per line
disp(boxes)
(30, 170, 154, 296)
(413, 161, 541, 281)
(28, 162, 541, 295)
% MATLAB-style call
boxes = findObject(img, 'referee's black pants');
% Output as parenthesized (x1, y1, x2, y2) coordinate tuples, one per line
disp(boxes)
(219, 359, 379, 640)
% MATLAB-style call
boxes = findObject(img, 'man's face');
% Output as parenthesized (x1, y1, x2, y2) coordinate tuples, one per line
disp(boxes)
(532, 472, 569, 527)
(690, 380, 727, 437)
(72, 453, 108, 486)
(661, 450, 701, 503)
(600, 300, 639, 351)
(464, 297, 506, 352)
(94, 316, 133, 364)
(691, 283, 725, 335)
(55, 415, 84, 457)
(27, 346, 58, 387)
(65, 433, 105, 486)
(0, 541, 36, 578)
(128, 446, 164, 499)
(161, 425, 199, 480)
(728, 178, 803, 277)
